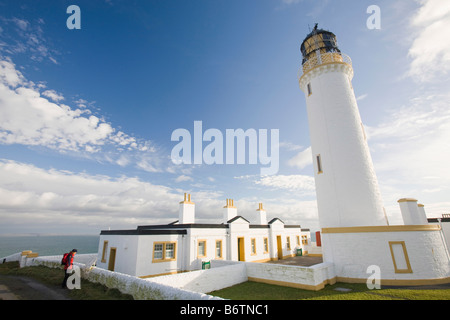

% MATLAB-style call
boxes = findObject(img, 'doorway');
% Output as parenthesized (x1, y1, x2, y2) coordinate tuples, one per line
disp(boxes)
(276, 236, 283, 260)
(108, 247, 116, 271)
(237, 237, 245, 261)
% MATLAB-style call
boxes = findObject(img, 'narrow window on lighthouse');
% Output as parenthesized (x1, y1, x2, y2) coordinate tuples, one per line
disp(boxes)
(316, 154, 323, 174)
(307, 83, 312, 96)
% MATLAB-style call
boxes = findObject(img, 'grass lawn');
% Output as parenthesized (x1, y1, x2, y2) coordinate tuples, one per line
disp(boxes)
(208, 281, 450, 300)
(0, 261, 133, 300)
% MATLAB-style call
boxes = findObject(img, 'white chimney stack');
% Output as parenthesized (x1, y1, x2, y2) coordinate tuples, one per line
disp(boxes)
(256, 203, 268, 225)
(417, 203, 428, 224)
(179, 193, 195, 224)
(223, 199, 237, 222)
(398, 198, 427, 225)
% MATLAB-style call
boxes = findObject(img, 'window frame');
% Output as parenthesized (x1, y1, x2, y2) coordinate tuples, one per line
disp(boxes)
(251, 238, 257, 255)
(215, 240, 223, 259)
(152, 242, 177, 263)
(263, 237, 269, 254)
(101, 240, 109, 263)
(197, 240, 207, 258)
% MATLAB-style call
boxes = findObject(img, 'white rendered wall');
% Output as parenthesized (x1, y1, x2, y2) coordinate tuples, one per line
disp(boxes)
(96, 235, 139, 276)
(321, 229, 450, 281)
(267, 220, 302, 260)
(300, 63, 386, 228)
(428, 220, 450, 254)
(135, 234, 184, 277)
(185, 228, 228, 270)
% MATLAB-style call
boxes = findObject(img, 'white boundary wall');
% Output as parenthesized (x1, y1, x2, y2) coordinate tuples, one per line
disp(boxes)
(1, 253, 221, 300)
(1, 252, 338, 297)
(147, 261, 247, 293)
(211, 260, 336, 291)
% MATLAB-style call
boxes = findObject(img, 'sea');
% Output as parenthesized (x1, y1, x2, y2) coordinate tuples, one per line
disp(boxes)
(0, 235, 100, 258)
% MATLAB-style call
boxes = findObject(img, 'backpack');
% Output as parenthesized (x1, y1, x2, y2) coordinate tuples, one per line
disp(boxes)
(61, 253, 70, 265)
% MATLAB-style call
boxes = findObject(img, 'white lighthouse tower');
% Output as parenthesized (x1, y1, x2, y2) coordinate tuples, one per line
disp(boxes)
(298, 25, 387, 228)
(297, 25, 450, 286)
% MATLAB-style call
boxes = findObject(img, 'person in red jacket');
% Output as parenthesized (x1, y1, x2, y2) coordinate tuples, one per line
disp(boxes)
(61, 249, 77, 288)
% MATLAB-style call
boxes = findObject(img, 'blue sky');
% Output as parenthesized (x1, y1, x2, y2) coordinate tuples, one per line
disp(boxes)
(0, 0, 449, 235)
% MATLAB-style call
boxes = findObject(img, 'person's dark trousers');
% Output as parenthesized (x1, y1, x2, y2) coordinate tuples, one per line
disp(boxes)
(62, 269, 71, 288)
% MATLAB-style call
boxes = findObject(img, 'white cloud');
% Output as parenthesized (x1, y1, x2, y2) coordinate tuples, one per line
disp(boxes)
(365, 92, 450, 218)
(0, 57, 24, 87)
(0, 159, 179, 233)
(367, 93, 450, 179)
(408, 0, 450, 81)
(175, 175, 193, 183)
(356, 94, 368, 101)
(42, 89, 64, 102)
(279, 141, 303, 151)
(0, 58, 167, 171)
(281, 0, 302, 5)
(0, 17, 59, 64)
(287, 146, 312, 170)
(255, 174, 315, 193)
(12, 18, 28, 31)
(0, 159, 320, 233)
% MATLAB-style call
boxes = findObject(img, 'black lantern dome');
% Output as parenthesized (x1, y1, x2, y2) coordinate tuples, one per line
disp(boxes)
(300, 24, 341, 65)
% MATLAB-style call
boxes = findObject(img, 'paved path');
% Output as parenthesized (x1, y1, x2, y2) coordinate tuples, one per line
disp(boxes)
(0, 274, 72, 300)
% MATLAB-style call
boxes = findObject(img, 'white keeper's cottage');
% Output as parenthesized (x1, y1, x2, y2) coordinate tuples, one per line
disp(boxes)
(96, 194, 311, 278)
